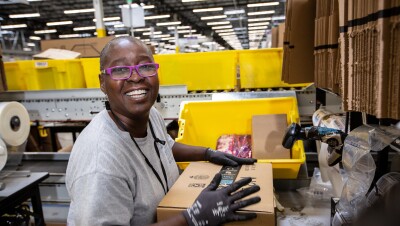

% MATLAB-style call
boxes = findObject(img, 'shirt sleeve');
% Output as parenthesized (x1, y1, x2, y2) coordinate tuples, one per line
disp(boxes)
(68, 172, 135, 226)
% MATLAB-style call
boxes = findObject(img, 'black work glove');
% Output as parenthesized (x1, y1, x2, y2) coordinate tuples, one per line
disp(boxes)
(183, 173, 261, 226)
(205, 148, 257, 166)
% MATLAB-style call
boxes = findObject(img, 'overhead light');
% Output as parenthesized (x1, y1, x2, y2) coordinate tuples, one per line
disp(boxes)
(201, 15, 227, 20)
(211, 25, 232, 30)
(161, 37, 175, 40)
(153, 34, 171, 38)
(46, 21, 73, 26)
(27, 0, 42, 1)
(168, 26, 191, 30)
(182, 0, 207, 2)
(73, 26, 96, 31)
(143, 31, 162, 35)
(59, 34, 82, 38)
(248, 22, 270, 27)
(93, 17, 121, 22)
(144, 15, 170, 20)
(207, 21, 229, 26)
(142, 39, 150, 42)
(64, 8, 95, 14)
(156, 21, 181, 26)
(248, 10, 275, 16)
(29, 36, 41, 40)
(215, 28, 234, 33)
(114, 24, 125, 28)
(193, 7, 223, 13)
(224, 9, 245, 15)
(116, 34, 129, 37)
(218, 47, 225, 50)
(9, 13, 40, 18)
(135, 27, 151, 32)
(119, 4, 155, 9)
(1, 24, 27, 29)
(27, 42, 35, 47)
(247, 2, 279, 7)
(272, 15, 286, 20)
(248, 26, 268, 30)
(34, 29, 57, 34)
(104, 21, 123, 26)
(248, 17, 271, 22)
(177, 29, 196, 34)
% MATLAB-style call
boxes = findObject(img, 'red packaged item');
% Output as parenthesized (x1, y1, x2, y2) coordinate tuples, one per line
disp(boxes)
(216, 135, 252, 158)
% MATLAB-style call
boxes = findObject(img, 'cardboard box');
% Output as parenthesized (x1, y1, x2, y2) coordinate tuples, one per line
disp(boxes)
(252, 114, 290, 159)
(41, 36, 114, 58)
(157, 162, 275, 226)
(33, 48, 81, 59)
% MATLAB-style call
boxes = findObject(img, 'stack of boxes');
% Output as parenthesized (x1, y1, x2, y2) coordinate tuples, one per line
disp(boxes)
(314, 0, 340, 93)
(339, 0, 400, 119)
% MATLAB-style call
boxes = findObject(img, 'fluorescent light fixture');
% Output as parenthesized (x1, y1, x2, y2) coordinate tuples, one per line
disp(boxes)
(161, 37, 175, 40)
(211, 25, 232, 30)
(215, 28, 234, 33)
(201, 15, 227, 20)
(193, 7, 223, 13)
(93, 17, 121, 22)
(153, 34, 171, 38)
(114, 24, 125, 28)
(182, 0, 207, 2)
(248, 22, 270, 27)
(28, 0, 42, 1)
(248, 26, 268, 30)
(144, 15, 170, 20)
(119, 4, 155, 9)
(135, 28, 151, 32)
(34, 29, 57, 34)
(59, 34, 82, 38)
(104, 21, 123, 26)
(177, 30, 196, 34)
(143, 31, 162, 35)
(247, 2, 279, 7)
(23, 47, 32, 51)
(27, 43, 35, 47)
(116, 34, 129, 37)
(1, 24, 27, 29)
(218, 47, 225, 50)
(46, 21, 73, 26)
(9, 13, 40, 18)
(248, 17, 271, 22)
(29, 36, 41, 40)
(142, 5, 155, 9)
(207, 21, 229, 26)
(73, 26, 96, 31)
(272, 15, 286, 20)
(168, 26, 191, 30)
(248, 10, 275, 16)
(64, 8, 95, 14)
(224, 9, 245, 15)
(183, 34, 204, 37)
(156, 21, 181, 26)
(142, 39, 150, 42)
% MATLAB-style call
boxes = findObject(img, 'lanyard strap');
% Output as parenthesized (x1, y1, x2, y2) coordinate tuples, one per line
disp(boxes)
(110, 110, 169, 194)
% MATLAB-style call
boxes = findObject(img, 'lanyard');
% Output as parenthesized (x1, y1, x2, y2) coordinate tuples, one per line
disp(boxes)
(110, 110, 169, 194)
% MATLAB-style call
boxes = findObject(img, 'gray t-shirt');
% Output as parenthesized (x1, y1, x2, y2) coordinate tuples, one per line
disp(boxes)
(66, 107, 179, 226)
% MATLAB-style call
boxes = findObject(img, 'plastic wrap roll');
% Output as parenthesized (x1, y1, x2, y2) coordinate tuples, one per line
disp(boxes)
(0, 102, 30, 146)
(0, 138, 7, 171)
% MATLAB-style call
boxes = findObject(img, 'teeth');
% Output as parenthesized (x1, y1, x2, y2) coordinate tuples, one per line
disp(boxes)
(126, 89, 147, 96)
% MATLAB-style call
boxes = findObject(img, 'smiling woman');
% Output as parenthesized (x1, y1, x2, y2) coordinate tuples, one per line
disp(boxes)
(65, 36, 259, 226)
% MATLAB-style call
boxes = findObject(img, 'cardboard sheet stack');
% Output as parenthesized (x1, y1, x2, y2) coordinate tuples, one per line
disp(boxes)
(271, 23, 285, 48)
(338, 0, 400, 119)
(314, 0, 340, 93)
(282, 0, 316, 84)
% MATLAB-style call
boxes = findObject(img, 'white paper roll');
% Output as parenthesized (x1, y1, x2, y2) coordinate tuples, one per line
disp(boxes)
(0, 138, 7, 171)
(0, 102, 30, 146)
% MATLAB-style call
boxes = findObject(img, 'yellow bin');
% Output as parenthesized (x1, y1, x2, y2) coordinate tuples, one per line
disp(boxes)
(81, 58, 100, 88)
(154, 51, 237, 91)
(5, 60, 86, 90)
(238, 48, 310, 88)
(176, 97, 306, 179)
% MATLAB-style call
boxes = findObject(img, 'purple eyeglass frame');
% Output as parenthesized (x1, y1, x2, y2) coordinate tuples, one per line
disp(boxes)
(101, 63, 159, 80)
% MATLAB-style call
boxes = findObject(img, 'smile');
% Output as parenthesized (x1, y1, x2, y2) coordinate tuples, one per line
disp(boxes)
(125, 89, 148, 99)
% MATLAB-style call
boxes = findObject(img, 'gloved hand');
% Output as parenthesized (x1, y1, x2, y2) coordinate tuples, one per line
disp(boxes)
(205, 148, 257, 166)
(183, 173, 261, 226)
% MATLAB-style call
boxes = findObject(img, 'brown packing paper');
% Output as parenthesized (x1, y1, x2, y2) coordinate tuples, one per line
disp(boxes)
(157, 162, 275, 226)
(278, 23, 286, 48)
(271, 27, 279, 48)
(251, 114, 290, 159)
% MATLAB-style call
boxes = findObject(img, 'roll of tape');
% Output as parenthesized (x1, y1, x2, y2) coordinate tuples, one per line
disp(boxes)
(0, 138, 7, 171)
(0, 102, 30, 146)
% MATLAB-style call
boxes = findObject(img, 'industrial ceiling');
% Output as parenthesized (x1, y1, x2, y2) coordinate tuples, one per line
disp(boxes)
(0, 0, 286, 52)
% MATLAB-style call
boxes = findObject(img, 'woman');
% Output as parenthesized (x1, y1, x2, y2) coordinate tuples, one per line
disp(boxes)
(66, 36, 260, 226)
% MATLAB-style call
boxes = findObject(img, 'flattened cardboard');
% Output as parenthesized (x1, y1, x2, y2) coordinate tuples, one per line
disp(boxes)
(157, 162, 275, 226)
(33, 48, 81, 59)
(41, 36, 114, 58)
(252, 114, 290, 159)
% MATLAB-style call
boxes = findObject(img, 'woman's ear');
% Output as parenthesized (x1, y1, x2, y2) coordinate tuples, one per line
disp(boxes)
(99, 73, 106, 93)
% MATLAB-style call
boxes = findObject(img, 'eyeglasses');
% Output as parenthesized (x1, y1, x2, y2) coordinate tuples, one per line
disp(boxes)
(101, 63, 159, 80)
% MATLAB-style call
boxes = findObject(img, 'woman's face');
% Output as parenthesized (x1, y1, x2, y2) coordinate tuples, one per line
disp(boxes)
(100, 39, 159, 119)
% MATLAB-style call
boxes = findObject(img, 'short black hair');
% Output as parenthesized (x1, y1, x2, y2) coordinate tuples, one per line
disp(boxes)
(99, 36, 153, 71)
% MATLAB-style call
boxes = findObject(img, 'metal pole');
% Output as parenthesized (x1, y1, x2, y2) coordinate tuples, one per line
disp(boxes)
(93, 0, 106, 37)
